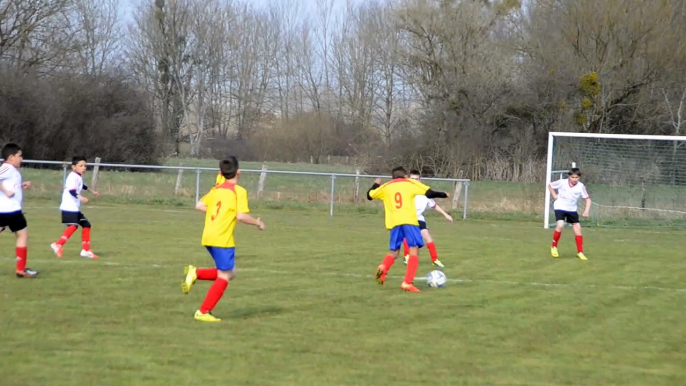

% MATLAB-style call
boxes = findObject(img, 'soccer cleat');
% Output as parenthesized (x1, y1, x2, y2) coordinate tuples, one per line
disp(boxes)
(181, 265, 198, 294)
(194, 310, 221, 322)
(403, 255, 409, 266)
(16, 268, 39, 278)
(577, 252, 588, 261)
(551, 246, 559, 258)
(400, 282, 420, 292)
(432, 259, 445, 269)
(50, 243, 63, 258)
(375, 265, 387, 285)
(80, 250, 98, 259)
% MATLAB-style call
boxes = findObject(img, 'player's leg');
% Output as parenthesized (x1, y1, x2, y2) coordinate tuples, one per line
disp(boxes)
(12, 213, 38, 278)
(376, 228, 401, 285)
(551, 211, 565, 258)
(402, 239, 410, 265)
(376, 249, 399, 285)
(182, 247, 220, 294)
(401, 225, 423, 292)
(570, 214, 587, 260)
(78, 213, 98, 259)
(195, 247, 235, 322)
(51, 211, 78, 258)
(420, 221, 443, 268)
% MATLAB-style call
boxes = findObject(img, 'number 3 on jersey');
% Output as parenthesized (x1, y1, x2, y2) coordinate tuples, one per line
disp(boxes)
(211, 201, 222, 221)
(394, 192, 402, 209)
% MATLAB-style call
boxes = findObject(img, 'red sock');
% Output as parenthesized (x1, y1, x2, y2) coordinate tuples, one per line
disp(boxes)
(380, 254, 395, 272)
(82, 227, 91, 251)
(575, 235, 583, 253)
(16, 246, 27, 272)
(56, 225, 78, 246)
(196, 268, 218, 280)
(552, 231, 561, 247)
(200, 278, 228, 313)
(404, 255, 418, 284)
(427, 242, 438, 262)
(402, 239, 409, 256)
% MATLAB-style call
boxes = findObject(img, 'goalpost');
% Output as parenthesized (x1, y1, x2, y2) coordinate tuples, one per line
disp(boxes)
(544, 132, 686, 228)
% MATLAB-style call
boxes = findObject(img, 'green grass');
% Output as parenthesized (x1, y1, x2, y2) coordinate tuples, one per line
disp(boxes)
(1, 198, 685, 385)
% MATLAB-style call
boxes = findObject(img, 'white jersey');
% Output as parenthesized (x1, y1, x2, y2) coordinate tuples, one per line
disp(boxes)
(549, 178, 590, 212)
(60, 171, 85, 212)
(414, 195, 436, 222)
(0, 163, 23, 213)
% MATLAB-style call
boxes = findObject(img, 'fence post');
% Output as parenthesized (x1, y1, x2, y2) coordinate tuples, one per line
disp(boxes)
(62, 163, 68, 184)
(353, 168, 361, 202)
(91, 157, 101, 191)
(195, 169, 201, 202)
(174, 164, 184, 196)
(257, 164, 267, 198)
(451, 181, 463, 210)
(330, 174, 336, 216)
(462, 181, 470, 220)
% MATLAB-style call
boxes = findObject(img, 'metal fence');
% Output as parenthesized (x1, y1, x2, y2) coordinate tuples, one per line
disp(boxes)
(19, 159, 471, 219)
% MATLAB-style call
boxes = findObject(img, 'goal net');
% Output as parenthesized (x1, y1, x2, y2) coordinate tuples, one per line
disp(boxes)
(544, 133, 686, 228)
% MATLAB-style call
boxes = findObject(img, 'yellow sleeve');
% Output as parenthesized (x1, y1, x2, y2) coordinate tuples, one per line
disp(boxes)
(369, 185, 385, 200)
(236, 186, 250, 214)
(412, 180, 431, 195)
(200, 190, 213, 205)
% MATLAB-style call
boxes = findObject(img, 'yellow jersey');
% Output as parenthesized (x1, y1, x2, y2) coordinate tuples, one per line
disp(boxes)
(215, 173, 225, 186)
(369, 178, 430, 229)
(200, 181, 250, 248)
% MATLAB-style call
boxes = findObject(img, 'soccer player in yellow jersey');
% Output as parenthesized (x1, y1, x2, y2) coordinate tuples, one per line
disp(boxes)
(181, 157, 265, 322)
(367, 166, 449, 292)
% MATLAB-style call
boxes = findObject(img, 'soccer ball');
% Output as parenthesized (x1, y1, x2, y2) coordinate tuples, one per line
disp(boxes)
(426, 270, 447, 288)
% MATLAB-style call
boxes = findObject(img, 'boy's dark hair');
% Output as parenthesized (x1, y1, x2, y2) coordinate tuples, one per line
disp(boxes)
(392, 166, 407, 179)
(1, 143, 21, 160)
(220, 156, 239, 179)
(409, 169, 421, 176)
(568, 167, 581, 177)
(72, 156, 87, 165)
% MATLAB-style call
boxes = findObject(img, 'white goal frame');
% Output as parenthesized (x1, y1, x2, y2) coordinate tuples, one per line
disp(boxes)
(543, 132, 686, 228)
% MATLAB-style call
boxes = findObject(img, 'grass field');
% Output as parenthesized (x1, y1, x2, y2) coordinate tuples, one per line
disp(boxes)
(1, 197, 685, 386)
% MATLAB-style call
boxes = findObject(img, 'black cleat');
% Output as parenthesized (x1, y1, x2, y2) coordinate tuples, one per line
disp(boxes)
(16, 268, 39, 278)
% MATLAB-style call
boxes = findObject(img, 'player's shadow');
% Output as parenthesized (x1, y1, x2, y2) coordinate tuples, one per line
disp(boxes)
(227, 306, 284, 320)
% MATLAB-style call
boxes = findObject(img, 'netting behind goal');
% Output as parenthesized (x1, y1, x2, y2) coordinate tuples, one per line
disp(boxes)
(547, 134, 686, 228)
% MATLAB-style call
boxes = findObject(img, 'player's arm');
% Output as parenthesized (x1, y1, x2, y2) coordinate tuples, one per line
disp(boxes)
(235, 187, 265, 230)
(367, 178, 383, 201)
(548, 180, 561, 200)
(582, 197, 592, 217)
(425, 189, 448, 199)
(66, 177, 88, 203)
(581, 184, 591, 217)
(0, 183, 12, 197)
(0, 167, 14, 197)
(69, 189, 88, 203)
(81, 184, 100, 197)
(433, 203, 453, 223)
(237, 213, 265, 230)
(195, 192, 210, 212)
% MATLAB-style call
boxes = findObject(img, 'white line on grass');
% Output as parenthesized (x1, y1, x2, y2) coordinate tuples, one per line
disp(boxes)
(5, 257, 686, 294)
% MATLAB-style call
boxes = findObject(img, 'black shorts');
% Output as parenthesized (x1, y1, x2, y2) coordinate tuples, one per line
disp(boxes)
(418, 220, 428, 230)
(62, 211, 91, 228)
(554, 210, 579, 224)
(0, 210, 27, 232)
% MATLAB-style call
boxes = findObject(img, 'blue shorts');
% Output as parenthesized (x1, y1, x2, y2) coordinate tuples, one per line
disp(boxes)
(205, 246, 236, 271)
(389, 225, 424, 251)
